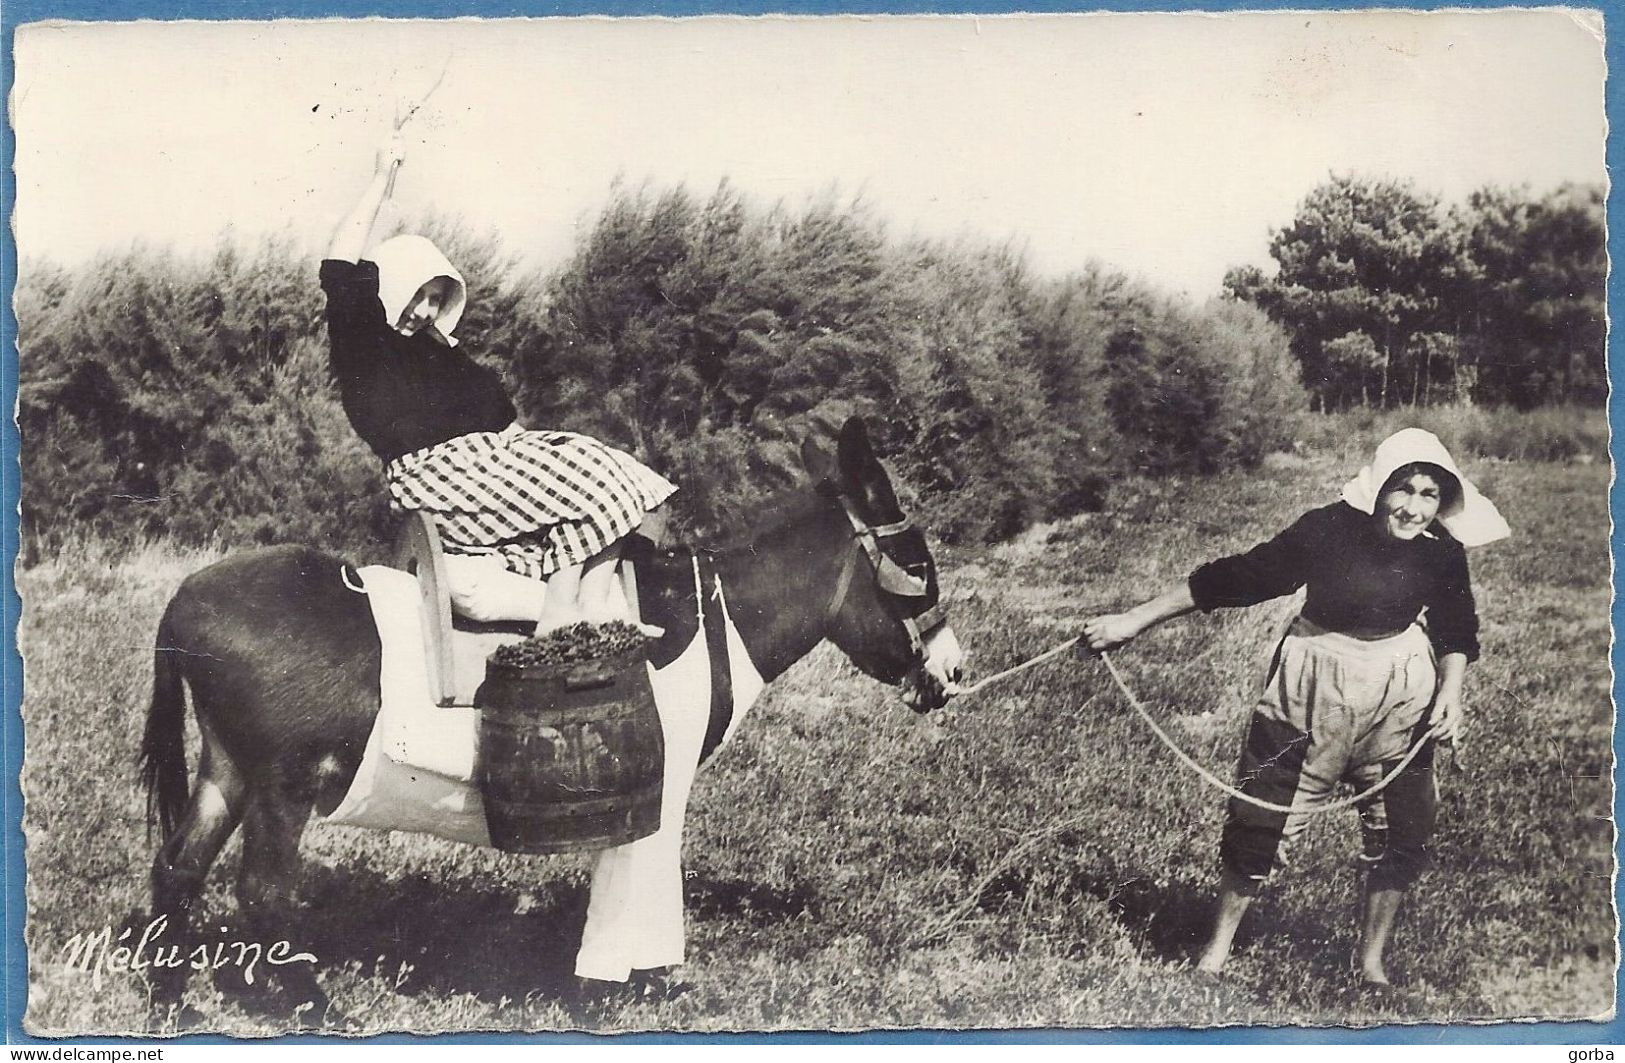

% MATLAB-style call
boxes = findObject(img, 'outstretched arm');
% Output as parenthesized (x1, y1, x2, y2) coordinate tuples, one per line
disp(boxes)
(1081, 510, 1325, 655)
(327, 132, 405, 262)
(1080, 584, 1196, 653)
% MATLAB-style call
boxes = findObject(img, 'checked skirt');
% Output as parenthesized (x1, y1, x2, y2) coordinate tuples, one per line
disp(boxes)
(385, 426, 677, 580)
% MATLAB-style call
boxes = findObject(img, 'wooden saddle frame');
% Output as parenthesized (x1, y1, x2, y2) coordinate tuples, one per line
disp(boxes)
(392, 511, 461, 707)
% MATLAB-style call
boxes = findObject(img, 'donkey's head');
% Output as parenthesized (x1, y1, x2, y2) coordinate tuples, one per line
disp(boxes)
(802, 418, 963, 713)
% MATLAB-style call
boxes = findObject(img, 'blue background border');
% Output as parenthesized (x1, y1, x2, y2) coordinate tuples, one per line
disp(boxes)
(2, 0, 1619, 1046)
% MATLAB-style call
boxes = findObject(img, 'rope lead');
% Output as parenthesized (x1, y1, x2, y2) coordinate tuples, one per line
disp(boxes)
(951, 636, 1438, 817)
(1094, 650, 1437, 816)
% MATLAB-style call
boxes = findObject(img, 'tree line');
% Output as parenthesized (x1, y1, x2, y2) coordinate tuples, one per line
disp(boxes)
(1225, 176, 1604, 411)
(15, 175, 1599, 561)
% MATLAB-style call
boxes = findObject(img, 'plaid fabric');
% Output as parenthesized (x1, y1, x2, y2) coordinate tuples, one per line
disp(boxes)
(386, 427, 677, 579)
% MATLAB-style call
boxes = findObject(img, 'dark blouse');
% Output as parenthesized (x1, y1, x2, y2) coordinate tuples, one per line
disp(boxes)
(1188, 502, 1480, 661)
(320, 259, 516, 464)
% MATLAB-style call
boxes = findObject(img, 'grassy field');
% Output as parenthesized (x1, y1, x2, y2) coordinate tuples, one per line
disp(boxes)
(18, 424, 1615, 1036)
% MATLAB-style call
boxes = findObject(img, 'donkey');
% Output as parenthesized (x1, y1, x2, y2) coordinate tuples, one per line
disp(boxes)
(138, 418, 962, 1027)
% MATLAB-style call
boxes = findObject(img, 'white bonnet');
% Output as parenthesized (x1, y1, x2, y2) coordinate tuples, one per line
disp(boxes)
(1340, 428, 1510, 547)
(367, 234, 468, 347)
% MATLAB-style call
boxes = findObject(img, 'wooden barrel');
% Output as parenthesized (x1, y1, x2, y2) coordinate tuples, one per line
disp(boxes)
(476, 647, 665, 854)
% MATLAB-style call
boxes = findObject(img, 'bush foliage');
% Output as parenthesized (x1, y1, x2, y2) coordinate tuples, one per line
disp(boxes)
(1105, 295, 1305, 475)
(18, 172, 1598, 560)
(18, 185, 1301, 557)
(18, 240, 390, 556)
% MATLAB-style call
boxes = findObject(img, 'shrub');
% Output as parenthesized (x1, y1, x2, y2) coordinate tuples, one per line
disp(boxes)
(18, 236, 435, 562)
(1106, 296, 1307, 475)
(532, 186, 1119, 546)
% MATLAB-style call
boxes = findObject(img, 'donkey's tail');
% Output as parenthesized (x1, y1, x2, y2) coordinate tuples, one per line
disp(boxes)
(139, 604, 190, 841)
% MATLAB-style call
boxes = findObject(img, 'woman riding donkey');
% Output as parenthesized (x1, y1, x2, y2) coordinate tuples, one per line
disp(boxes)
(1082, 429, 1509, 986)
(322, 131, 675, 632)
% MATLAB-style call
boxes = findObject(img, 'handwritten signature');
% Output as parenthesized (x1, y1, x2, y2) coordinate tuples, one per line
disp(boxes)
(58, 916, 316, 989)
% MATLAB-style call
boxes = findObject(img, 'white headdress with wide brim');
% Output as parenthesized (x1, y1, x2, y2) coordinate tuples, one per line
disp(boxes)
(367, 234, 468, 347)
(1340, 428, 1510, 547)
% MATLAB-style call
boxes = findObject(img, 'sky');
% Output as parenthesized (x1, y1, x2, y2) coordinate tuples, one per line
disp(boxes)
(11, 10, 1608, 299)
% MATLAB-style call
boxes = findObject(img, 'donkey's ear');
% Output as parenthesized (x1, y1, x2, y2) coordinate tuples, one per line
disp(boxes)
(836, 417, 901, 515)
(801, 433, 837, 483)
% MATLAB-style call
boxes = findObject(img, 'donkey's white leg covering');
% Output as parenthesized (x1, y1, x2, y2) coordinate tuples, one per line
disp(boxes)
(574, 646, 710, 981)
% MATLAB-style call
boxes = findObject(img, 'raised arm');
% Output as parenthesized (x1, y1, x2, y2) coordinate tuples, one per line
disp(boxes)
(327, 132, 406, 263)
(321, 131, 408, 372)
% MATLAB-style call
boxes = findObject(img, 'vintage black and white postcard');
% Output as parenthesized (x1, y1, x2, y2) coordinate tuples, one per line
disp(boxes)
(8, 6, 1614, 1041)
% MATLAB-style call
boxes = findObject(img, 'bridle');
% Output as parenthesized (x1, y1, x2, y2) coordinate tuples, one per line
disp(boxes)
(823, 492, 949, 662)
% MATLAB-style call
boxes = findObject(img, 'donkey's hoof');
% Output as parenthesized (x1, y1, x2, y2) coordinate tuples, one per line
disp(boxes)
(629, 966, 692, 1003)
(568, 971, 689, 1010)
(570, 977, 623, 1006)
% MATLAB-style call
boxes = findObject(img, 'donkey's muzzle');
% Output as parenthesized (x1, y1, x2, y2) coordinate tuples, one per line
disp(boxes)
(900, 664, 955, 714)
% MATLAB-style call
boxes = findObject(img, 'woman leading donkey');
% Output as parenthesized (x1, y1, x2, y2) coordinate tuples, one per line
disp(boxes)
(1082, 429, 1509, 986)
(323, 131, 674, 631)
